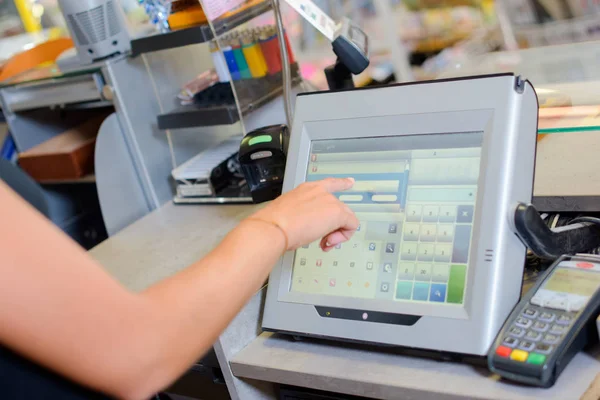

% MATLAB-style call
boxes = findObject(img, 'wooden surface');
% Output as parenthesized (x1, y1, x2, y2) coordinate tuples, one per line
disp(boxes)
(38, 174, 96, 185)
(0, 123, 7, 146)
(581, 373, 600, 400)
(534, 130, 600, 198)
(90, 202, 256, 291)
(532, 129, 600, 211)
(18, 115, 107, 181)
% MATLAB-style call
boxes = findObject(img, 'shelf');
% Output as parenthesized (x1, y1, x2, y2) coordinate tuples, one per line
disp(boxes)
(38, 174, 96, 185)
(158, 65, 301, 130)
(158, 103, 238, 129)
(130, 1, 272, 57)
(1, 72, 106, 113)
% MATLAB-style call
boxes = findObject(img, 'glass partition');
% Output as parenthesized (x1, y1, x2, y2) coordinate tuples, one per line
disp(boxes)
(436, 40, 600, 133)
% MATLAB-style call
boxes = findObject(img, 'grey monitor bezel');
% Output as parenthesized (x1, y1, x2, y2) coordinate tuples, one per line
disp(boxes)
(263, 74, 539, 355)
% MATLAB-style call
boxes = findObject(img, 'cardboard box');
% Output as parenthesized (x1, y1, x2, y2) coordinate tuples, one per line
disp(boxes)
(18, 115, 107, 182)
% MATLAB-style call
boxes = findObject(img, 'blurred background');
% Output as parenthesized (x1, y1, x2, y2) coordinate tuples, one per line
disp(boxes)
(4, 0, 600, 86)
(2, 0, 600, 247)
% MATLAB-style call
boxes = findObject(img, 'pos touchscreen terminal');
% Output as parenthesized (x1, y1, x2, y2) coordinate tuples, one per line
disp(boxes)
(263, 74, 539, 356)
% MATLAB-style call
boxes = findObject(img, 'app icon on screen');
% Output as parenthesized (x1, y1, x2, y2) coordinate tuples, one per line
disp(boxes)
(316, 259, 322, 267)
(369, 243, 376, 251)
(329, 279, 336, 287)
(384, 263, 393, 273)
(380, 283, 390, 292)
(366, 262, 374, 270)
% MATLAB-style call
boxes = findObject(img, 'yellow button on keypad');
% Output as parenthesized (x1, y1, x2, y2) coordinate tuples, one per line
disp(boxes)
(510, 349, 529, 362)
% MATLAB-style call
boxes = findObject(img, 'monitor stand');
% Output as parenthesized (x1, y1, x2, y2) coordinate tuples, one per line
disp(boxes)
(325, 58, 355, 91)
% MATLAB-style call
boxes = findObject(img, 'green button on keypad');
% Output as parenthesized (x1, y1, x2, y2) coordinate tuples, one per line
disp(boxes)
(527, 353, 546, 365)
(447, 265, 467, 304)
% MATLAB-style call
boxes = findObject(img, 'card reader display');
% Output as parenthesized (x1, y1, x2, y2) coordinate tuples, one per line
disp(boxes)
(290, 132, 483, 306)
(532, 266, 600, 307)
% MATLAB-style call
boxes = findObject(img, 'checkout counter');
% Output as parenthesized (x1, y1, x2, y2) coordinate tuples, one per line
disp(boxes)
(88, 63, 600, 399)
(89, 206, 600, 400)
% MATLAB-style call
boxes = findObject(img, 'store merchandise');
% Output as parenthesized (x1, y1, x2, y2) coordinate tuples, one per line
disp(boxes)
(222, 42, 241, 80)
(202, 0, 246, 20)
(168, 0, 208, 30)
(178, 69, 220, 105)
(209, 40, 230, 83)
(232, 37, 252, 79)
(138, 0, 172, 32)
(259, 27, 283, 75)
(242, 33, 269, 78)
(218, 26, 296, 81)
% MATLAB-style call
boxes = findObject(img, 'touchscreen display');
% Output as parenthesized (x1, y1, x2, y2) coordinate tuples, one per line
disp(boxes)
(290, 132, 483, 306)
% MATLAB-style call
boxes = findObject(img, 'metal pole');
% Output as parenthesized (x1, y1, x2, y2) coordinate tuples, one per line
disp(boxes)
(272, 0, 294, 127)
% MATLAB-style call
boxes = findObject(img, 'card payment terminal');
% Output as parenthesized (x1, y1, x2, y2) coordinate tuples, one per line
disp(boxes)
(489, 255, 600, 387)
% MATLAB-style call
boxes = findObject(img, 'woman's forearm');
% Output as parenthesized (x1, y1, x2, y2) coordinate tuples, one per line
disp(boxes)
(128, 220, 286, 399)
(0, 178, 355, 400)
(0, 175, 285, 400)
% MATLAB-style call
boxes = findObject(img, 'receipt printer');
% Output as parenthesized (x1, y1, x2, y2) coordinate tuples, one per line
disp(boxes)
(239, 124, 289, 204)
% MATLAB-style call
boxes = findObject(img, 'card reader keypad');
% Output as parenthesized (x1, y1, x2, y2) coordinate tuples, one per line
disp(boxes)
(495, 304, 576, 366)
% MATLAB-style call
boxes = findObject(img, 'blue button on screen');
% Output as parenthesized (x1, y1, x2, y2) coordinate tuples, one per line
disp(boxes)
(430, 283, 447, 303)
(412, 282, 430, 301)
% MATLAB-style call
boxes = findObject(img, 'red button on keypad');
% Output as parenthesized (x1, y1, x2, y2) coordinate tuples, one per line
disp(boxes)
(577, 262, 594, 269)
(496, 346, 512, 358)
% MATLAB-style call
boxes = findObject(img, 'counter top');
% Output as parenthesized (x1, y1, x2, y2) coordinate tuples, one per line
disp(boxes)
(90, 201, 256, 291)
(89, 201, 276, 400)
(231, 332, 600, 400)
(90, 201, 600, 400)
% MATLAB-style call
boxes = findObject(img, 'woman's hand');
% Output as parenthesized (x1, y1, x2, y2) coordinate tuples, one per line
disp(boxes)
(248, 178, 359, 251)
